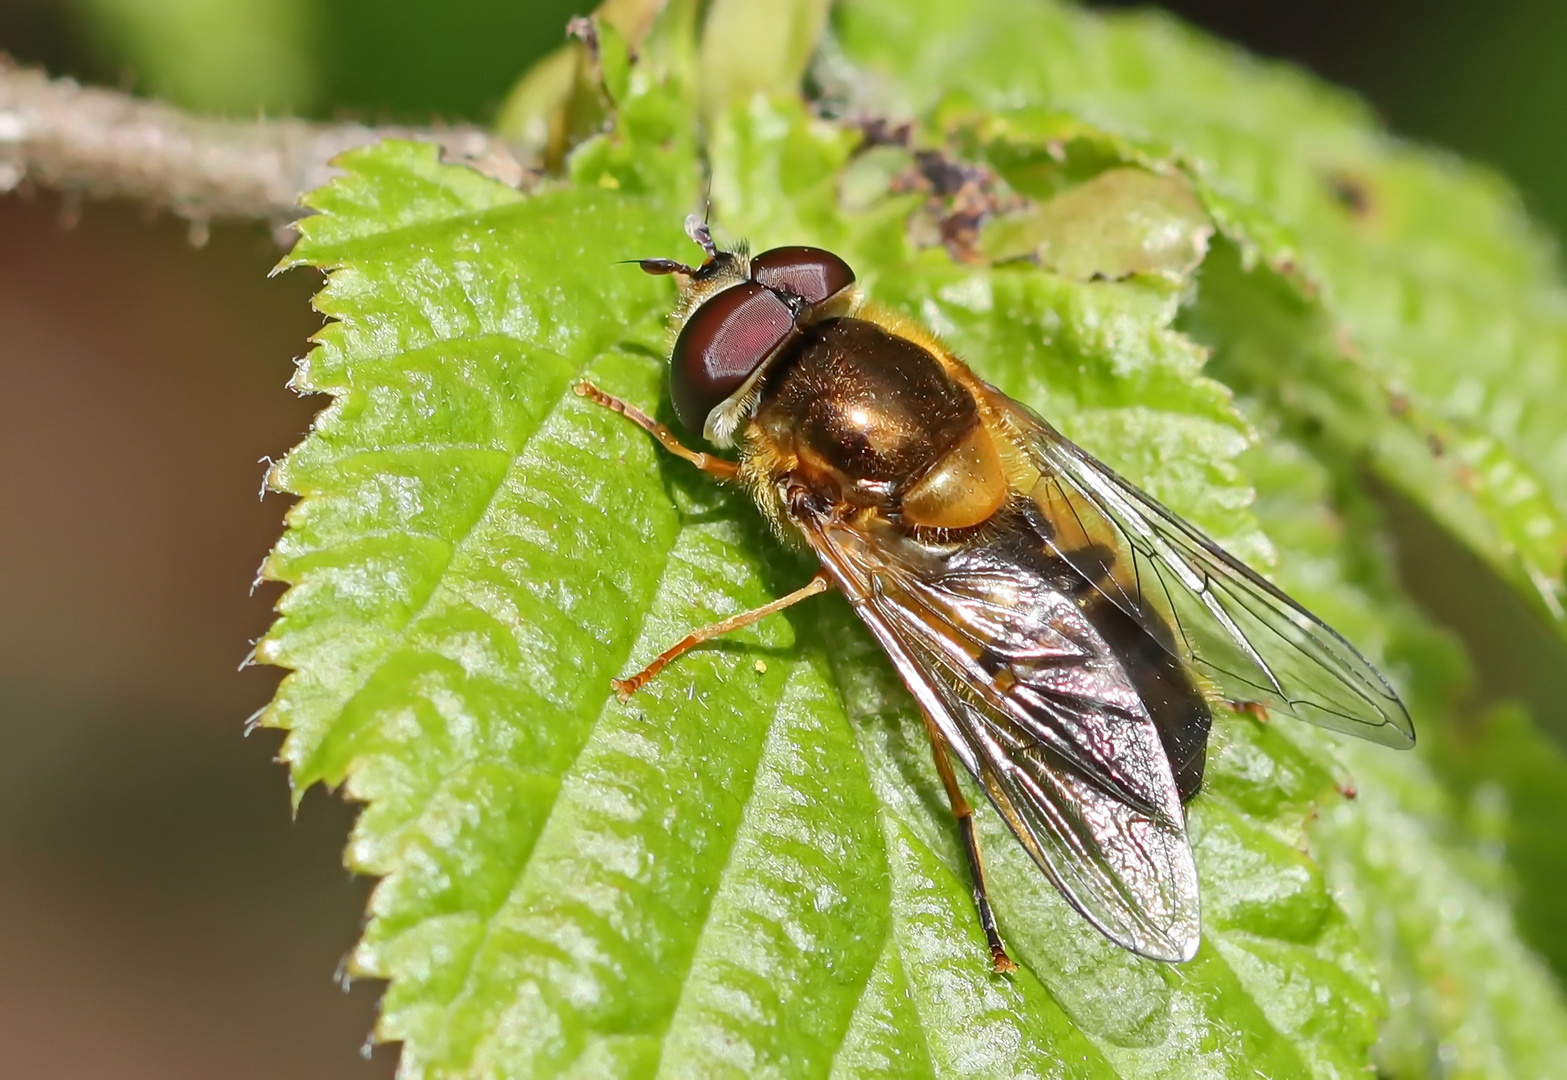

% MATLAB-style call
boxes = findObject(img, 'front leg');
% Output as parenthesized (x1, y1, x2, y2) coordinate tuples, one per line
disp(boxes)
(575, 380, 739, 480)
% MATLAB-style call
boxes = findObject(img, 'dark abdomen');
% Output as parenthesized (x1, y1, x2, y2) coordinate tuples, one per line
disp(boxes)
(1014, 499, 1212, 802)
(1084, 593, 1211, 802)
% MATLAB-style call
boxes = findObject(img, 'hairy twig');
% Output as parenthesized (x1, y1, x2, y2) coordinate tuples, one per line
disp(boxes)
(0, 58, 528, 232)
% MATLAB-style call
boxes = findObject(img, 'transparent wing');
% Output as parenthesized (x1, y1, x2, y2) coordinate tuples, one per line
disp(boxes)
(992, 395, 1415, 749)
(800, 514, 1201, 962)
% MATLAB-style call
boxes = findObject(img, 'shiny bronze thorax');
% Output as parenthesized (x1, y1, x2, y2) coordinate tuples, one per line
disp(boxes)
(750, 317, 1010, 531)
(755, 317, 975, 496)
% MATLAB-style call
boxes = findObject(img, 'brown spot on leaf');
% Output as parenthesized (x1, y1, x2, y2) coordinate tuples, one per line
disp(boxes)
(892, 148, 1020, 263)
(1454, 460, 1480, 492)
(1335, 327, 1363, 361)
(852, 115, 914, 150)
(1328, 171, 1373, 217)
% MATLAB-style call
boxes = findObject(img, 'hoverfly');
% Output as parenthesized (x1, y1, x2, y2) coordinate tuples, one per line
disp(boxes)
(578, 215, 1414, 970)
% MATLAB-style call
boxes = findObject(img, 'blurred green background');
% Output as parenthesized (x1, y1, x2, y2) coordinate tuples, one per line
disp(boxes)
(0, 1, 1562, 1076)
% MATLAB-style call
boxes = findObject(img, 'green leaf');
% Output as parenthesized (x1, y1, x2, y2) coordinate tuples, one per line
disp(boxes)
(1234, 422, 1567, 1077)
(699, 0, 832, 115)
(832, 0, 1567, 635)
(1424, 703, 1567, 982)
(261, 5, 1567, 1077)
(979, 167, 1213, 282)
(267, 134, 1384, 1076)
(1319, 737, 1567, 1078)
(78, 0, 317, 115)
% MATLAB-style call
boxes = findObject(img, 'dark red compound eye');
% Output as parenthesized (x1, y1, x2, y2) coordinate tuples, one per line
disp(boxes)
(669, 281, 796, 434)
(750, 246, 856, 306)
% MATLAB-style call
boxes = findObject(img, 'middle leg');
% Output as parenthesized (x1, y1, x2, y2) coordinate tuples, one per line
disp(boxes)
(921, 709, 1017, 974)
(613, 573, 832, 701)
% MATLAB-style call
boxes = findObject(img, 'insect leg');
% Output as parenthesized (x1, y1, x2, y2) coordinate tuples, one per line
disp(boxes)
(613, 573, 832, 701)
(921, 710, 1018, 974)
(575, 380, 740, 480)
(1227, 699, 1269, 723)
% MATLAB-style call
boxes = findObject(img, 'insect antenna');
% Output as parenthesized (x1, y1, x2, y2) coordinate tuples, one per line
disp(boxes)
(622, 257, 702, 276)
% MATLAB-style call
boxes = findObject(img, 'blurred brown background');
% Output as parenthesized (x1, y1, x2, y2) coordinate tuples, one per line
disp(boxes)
(0, 1, 1563, 1077)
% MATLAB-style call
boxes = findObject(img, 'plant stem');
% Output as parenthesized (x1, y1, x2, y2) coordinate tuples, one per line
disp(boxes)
(0, 58, 528, 234)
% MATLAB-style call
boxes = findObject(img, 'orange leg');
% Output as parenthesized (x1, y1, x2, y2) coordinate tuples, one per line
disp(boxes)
(613, 573, 832, 701)
(575, 380, 739, 480)
(922, 710, 1017, 974)
(1227, 699, 1269, 724)
(578, 381, 826, 697)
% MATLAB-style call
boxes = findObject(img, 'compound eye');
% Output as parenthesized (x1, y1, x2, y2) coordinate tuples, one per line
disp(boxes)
(669, 281, 796, 435)
(750, 246, 856, 306)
